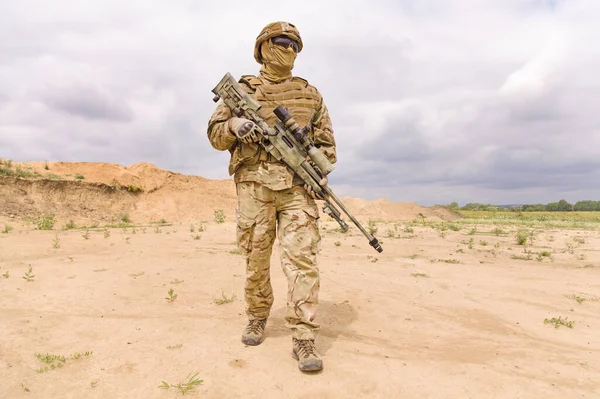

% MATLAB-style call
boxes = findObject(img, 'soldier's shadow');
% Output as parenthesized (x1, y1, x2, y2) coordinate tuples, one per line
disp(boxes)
(267, 299, 358, 355)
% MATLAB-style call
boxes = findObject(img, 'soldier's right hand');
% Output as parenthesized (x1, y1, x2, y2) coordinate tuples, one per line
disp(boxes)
(229, 117, 261, 144)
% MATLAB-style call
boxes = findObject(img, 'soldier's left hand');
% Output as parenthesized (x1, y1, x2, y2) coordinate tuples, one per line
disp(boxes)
(304, 176, 327, 200)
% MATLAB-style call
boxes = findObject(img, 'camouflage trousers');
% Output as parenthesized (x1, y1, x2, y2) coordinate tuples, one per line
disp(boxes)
(235, 181, 321, 340)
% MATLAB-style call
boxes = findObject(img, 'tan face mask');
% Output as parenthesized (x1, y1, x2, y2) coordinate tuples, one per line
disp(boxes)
(259, 40, 297, 83)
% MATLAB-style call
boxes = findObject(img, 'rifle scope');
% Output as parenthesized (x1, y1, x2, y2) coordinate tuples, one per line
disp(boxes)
(273, 105, 334, 176)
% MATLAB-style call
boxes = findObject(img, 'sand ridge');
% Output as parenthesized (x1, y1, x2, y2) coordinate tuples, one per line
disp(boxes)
(0, 160, 460, 226)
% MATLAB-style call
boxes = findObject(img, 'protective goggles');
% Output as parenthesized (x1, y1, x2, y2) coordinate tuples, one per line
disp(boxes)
(270, 35, 299, 52)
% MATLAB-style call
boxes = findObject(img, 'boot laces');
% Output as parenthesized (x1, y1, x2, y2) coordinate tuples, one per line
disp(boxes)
(296, 339, 316, 357)
(247, 319, 266, 334)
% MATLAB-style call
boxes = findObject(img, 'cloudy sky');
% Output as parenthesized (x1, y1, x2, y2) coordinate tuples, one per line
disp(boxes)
(1, 0, 599, 206)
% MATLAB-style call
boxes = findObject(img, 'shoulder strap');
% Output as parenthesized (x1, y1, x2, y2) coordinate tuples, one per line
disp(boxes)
(239, 75, 263, 91)
(292, 76, 309, 87)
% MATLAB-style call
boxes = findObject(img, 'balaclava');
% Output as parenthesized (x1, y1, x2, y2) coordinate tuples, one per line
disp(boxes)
(259, 40, 297, 83)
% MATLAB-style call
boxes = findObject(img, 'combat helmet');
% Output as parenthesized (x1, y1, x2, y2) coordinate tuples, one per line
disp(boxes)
(254, 21, 303, 64)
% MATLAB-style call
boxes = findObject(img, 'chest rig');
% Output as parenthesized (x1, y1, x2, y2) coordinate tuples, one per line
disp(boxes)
(239, 75, 323, 162)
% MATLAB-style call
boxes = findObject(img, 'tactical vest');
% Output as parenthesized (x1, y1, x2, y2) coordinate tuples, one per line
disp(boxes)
(229, 75, 323, 174)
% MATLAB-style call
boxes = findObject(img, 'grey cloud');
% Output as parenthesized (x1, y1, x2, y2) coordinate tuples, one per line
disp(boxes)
(37, 85, 133, 122)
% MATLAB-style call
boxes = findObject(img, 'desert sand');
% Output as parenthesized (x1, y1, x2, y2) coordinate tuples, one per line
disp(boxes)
(1, 161, 599, 399)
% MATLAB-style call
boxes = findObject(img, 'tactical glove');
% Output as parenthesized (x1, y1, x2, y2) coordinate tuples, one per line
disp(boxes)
(304, 176, 327, 200)
(229, 117, 260, 144)
(304, 158, 328, 199)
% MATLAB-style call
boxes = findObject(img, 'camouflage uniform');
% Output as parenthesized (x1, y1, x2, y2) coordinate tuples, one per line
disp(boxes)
(207, 22, 336, 344)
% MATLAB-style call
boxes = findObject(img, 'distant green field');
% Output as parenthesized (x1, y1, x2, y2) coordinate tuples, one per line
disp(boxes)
(454, 210, 600, 229)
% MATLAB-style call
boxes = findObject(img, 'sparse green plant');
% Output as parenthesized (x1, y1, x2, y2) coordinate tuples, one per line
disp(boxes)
(491, 228, 505, 236)
(23, 265, 35, 282)
(563, 243, 575, 254)
(334, 241, 341, 246)
(229, 248, 242, 255)
(21, 382, 30, 392)
(480, 240, 488, 246)
(126, 185, 144, 193)
(439, 258, 460, 264)
(2, 225, 13, 234)
(411, 273, 429, 278)
(47, 173, 62, 180)
(158, 372, 203, 395)
(544, 316, 574, 329)
(573, 236, 585, 245)
(2, 270, 9, 279)
(44, 162, 49, 170)
(120, 213, 130, 224)
(456, 248, 464, 253)
(536, 251, 552, 262)
(403, 226, 414, 233)
(130, 271, 145, 278)
(103, 228, 110, 238)
(192, 234, 200, 240)
(53, 235, 61, 249)
(214, 291, 236, 305)
(82, 229, 91, 240)
(447, 224, 460, 231)
(36, 214, 55, 230)
(190, 223, 195, 233)
(511, 254, 533, 261)
(582, 264, 594, 268)
(167, 344, 183, 350)
(170, 279, 184, 285)
(74, 173, 85, 180)
(516, 230, 529, 245)
(166, 288, 178, 302)
(34, 351, 92, 374)
(468, 227, 477, 235)
(64, 220, 76, 229)
(155, 226, 162, 234)
(214, 210, 225, 223)
(70, 351, 93, 360)
(368, 220, 378, 235)
(93, 268, 108, 272)
(565, 294, 586, 304)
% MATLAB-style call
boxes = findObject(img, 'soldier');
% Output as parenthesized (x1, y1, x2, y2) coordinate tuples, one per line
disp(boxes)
(207, 21, 336, 372)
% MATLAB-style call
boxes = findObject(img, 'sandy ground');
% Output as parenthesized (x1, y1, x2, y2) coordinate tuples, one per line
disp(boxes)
(1, 216, 599, 399)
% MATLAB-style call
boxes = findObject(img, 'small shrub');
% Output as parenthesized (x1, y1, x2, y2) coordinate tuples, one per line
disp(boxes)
(214, 210, 225, 223)
(36, 214, 55, 230)
(516, 230, 529, 245)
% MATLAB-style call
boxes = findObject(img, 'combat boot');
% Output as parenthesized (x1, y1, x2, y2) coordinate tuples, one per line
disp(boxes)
(241, 318, 267, 346)
(292, 338, 323, 372)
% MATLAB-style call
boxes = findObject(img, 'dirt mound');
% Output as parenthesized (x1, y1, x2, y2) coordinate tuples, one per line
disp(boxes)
(0, 160, 461, 226)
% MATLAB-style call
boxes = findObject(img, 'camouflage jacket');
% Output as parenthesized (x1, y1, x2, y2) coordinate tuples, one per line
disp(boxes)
(207, 74, 336, 191)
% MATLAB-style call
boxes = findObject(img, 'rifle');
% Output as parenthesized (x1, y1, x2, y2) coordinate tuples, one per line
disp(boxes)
(211, 72, 383, 253)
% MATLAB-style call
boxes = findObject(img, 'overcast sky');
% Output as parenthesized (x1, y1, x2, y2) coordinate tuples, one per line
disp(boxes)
(1, 0, 599, 205)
